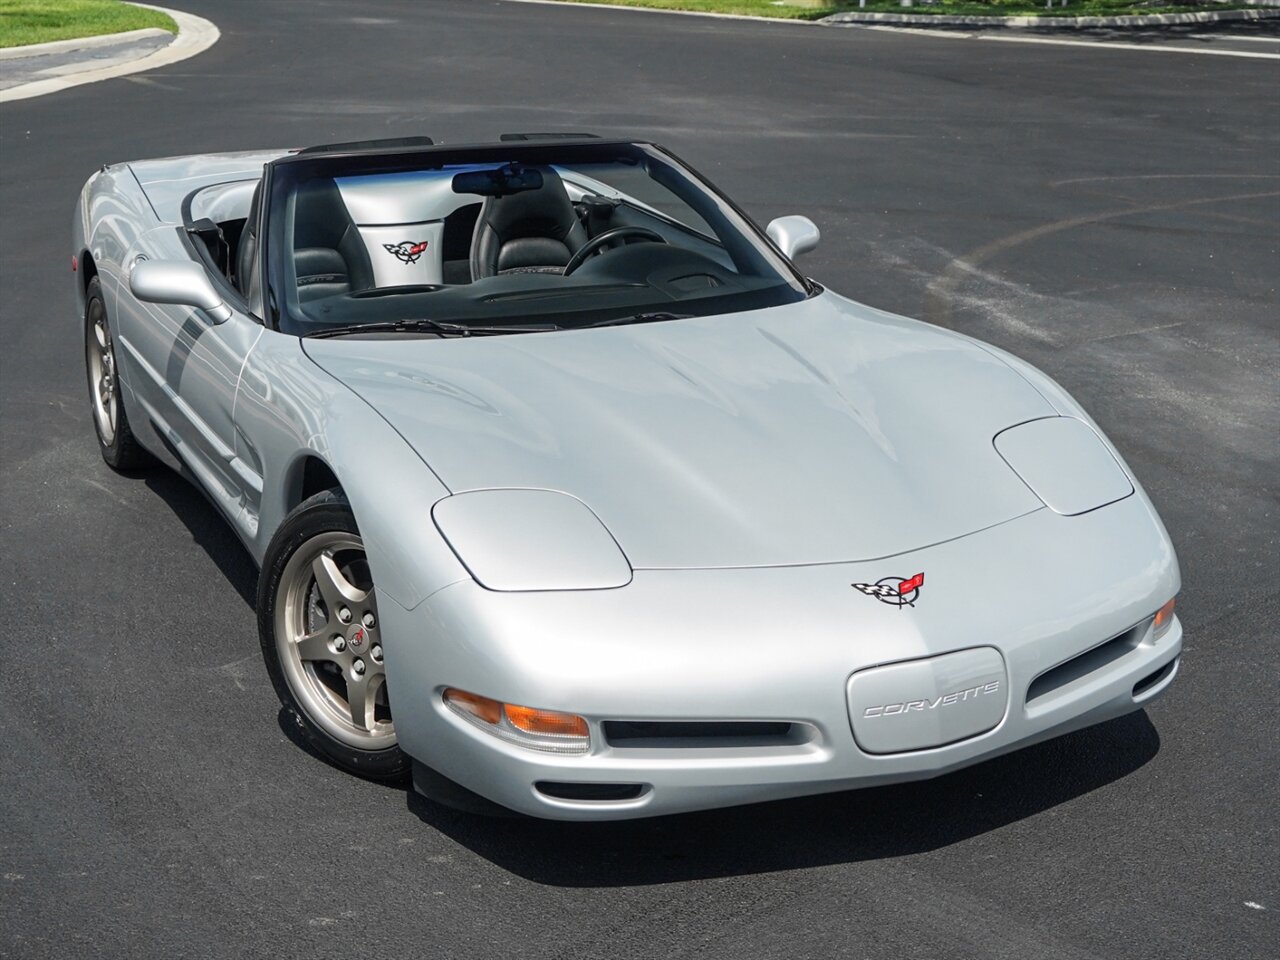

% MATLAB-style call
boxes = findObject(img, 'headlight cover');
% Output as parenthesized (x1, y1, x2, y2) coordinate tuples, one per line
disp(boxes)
(432, 488, 632, 591)
(995, 417, 1134, 516)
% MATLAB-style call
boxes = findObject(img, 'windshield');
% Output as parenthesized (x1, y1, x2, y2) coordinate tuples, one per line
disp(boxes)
(264, 142, 810, 337)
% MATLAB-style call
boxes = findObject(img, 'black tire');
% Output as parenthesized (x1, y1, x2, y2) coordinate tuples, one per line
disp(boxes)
(84, 276, 152, 471)
(257, 489, 410, 782)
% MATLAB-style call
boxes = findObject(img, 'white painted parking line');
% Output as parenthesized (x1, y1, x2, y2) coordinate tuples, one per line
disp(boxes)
(977, 33, 1280, 58)
(858, 24, 1280, 59)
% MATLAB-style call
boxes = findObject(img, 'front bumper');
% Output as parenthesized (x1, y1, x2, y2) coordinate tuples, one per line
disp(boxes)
(383, 494, 1181, 820)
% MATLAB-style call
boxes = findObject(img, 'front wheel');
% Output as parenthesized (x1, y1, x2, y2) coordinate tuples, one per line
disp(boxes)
(257, 490, 409, 781)
(84, 276, 152, 470)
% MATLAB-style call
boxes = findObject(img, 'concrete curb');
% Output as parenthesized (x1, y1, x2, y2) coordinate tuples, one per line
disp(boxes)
(820, 7, 1280, 28)
(507, 0, 1280, 30)
(499, 0, 815, 25)
(0, 3, 219, 104)
(0, 27, 170, 62)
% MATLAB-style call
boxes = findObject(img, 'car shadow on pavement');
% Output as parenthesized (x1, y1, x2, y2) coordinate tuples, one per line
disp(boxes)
(144, 469, 258, 608)
(407, 711, 1159, 886)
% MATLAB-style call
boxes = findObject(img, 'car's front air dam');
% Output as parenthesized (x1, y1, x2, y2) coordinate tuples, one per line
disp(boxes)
(382, 491, 1180, 820)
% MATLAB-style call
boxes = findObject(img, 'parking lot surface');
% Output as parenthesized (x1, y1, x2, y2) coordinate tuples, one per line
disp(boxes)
(1, 2, 1275, 957)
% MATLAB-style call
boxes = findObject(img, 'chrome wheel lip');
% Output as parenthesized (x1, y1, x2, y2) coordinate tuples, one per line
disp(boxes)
(275, 530, 396, 751)
(86, 302, 117, 446)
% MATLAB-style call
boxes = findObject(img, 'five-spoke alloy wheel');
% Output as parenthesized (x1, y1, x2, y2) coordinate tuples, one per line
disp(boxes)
(258, 490, 409, 780)
(83, 276, 151, 470)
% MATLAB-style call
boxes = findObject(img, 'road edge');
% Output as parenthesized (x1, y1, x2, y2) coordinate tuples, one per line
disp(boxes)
(0, 3, 219, 105)
(503, 0, 1280, 29)
(821, 7, 1280, 28)
(499, 0, 816, 25)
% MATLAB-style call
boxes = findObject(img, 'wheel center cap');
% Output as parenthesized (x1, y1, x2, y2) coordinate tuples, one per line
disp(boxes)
(347, 624, 369, 652)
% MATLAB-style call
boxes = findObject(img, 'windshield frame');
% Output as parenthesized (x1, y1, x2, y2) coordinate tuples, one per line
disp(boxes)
(262, 140, 813, 337)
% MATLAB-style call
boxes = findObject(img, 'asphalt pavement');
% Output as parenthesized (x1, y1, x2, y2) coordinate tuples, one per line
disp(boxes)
(1, 1, 1276, 958)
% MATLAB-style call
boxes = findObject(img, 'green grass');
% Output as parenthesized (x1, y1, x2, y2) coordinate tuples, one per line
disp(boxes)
(555, 0, 1247, 19)
(0, 0, 176, 49)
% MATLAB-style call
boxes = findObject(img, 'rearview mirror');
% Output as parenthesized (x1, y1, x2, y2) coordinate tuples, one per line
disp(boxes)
(130, 260, 232, 323)
(766, 215, 820, 260)
(452, 163, 544, 198)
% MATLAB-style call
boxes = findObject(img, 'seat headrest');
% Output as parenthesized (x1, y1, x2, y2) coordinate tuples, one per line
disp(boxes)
(478, 167, 579, 242)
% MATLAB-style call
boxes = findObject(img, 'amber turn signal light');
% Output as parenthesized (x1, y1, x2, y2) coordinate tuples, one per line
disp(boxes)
(1153, 597, 1176, 638)
(505, 704, 590, 738)
(443, 687, 590, 754)
(443, 687, 502, 725)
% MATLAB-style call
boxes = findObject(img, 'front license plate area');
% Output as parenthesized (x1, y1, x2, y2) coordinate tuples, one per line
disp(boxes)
(847, 647, 1008, 754)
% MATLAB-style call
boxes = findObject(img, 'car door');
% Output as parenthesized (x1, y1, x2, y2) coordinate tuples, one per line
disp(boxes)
(115, 225, 263, 533)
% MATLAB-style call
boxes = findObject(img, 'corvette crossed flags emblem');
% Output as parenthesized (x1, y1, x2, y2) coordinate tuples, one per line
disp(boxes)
(851, 572, 925, 608)
(383, 239, 429, 264)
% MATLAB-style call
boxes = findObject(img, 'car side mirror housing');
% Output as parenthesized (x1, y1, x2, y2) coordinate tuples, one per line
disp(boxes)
(130, 259, 232, 323)
(766, 215, 820, 260)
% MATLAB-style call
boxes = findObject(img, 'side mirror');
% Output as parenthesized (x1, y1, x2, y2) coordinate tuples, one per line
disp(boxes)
(130, 259, 232, 323)
(766, 215, 820, 260)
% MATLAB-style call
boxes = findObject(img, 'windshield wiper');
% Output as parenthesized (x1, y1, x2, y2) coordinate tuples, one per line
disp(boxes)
(349, 284, 445, 298)
(581, 311, 691, 329)
(306, 318, 560, 339)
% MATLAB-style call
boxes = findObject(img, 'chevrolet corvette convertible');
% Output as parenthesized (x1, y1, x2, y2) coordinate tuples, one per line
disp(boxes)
(72, 135, 1181, 819)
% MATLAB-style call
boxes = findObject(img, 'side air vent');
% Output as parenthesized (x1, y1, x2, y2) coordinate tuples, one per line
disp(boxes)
(1026, 624, 1146, 704)
(535, 782, 646, 802)
(1133, 659, 1177, 698)
(603, 720, 806, 749)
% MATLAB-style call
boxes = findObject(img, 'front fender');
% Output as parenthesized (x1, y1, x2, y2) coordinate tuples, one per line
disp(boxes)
(235, 329, 469, 609)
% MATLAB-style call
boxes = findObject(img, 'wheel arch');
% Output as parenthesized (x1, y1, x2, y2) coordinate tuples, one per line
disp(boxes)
(76, 250, 99, 320)
(79, 249, 99, 288)
(286, 453, 346, 513)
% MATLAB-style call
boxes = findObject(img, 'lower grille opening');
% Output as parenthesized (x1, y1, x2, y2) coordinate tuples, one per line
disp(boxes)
(1027, 624, 1145, 704)
(602, 720, 802, 749)
(1133, 659, 1177, 698)
(534, 781, 645, 802)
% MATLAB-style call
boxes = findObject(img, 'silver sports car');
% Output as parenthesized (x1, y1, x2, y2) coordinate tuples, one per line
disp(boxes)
(73, 135, 1181, 820)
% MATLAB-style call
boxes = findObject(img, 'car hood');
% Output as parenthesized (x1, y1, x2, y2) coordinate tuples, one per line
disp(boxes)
(303, 292, 1052, 569)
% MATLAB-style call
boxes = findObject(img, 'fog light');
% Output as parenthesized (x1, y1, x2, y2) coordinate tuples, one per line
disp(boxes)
(1152, 598, 1177, 640)
(443, 687, 590, 755)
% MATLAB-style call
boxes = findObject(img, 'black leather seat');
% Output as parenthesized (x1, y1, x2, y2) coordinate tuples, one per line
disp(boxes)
(469, 167, 586, 280)
(234, 182, 261, 300)
(292, 177, 374, 300)
(235, 178, 374, 303)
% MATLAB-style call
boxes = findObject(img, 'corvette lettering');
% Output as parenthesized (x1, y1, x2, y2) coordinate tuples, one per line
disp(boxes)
(383, 240, 429, 264)
(863, 680, 1001, 718)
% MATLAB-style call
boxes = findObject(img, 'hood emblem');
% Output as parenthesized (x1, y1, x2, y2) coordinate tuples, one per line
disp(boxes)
(383, 240, 429, 264)
(852, 572, 924, 608)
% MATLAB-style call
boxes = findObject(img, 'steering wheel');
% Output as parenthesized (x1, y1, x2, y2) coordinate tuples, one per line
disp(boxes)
(563, 226, 667, 276)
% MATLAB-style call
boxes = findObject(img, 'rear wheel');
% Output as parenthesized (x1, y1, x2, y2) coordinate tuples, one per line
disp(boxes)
(258, 490, 409, 781)
(84, 276, 151, 470)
